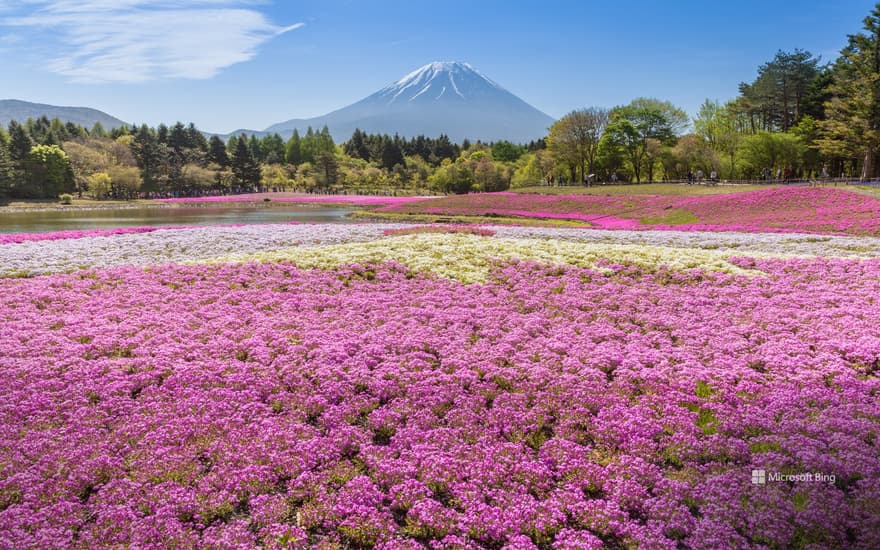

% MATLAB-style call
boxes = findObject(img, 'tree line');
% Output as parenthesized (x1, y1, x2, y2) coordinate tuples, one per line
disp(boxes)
(0, 115, 542, 199)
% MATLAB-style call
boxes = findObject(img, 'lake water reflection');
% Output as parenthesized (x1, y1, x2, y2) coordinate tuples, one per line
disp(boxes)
(0, 204, 356, 233)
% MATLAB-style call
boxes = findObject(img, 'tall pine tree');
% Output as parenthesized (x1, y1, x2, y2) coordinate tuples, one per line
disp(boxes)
(286, 130, 302, 165)
(208, 135, 230, 167)
(818, 5, 880, 178)
(7, 121, 33, 163)
(0, 134, 15, 197)
(232, 134, 261, 188)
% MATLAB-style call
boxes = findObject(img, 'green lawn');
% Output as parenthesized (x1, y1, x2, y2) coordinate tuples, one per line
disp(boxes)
(512, 183, 781, 196)
(639, 208, 701, 225)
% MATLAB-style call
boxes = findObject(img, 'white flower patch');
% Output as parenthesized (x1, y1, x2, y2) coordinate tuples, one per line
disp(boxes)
(490, 226, 880, 258)
(0, 223, 405, 277)
(202, 233, 775, 283)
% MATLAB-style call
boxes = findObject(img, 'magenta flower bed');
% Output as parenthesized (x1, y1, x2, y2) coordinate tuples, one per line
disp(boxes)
(1, 258, 879, 548)
(671, 187, 880, 234)
(157, 193, 433, 206)
(382, 192, 662, 225)
(383, 188, 880, 236)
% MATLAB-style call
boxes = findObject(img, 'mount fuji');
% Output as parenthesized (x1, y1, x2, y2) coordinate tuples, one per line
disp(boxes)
(253, 62, 554, 143)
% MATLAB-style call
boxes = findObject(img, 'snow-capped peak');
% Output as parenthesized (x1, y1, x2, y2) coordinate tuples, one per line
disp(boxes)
(377, 61, 504, 104)
(265, 60, 555, 143)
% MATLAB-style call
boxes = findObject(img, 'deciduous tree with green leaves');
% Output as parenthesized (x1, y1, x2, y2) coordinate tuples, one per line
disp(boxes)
(605, 98, 687, 182)
(28, 144, 74, 198)
(546, 108, 609, 184)
(739, 132, 806, 177)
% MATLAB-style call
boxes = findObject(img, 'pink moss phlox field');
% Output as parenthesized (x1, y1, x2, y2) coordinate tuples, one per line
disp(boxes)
(0, 225, 194, 245)
(669, 187, 880, 234)
(2, 257, 879, 548)
(157, 193, 433, 206)
(381, 192, 660, 226)
(381, 187, 880, 236)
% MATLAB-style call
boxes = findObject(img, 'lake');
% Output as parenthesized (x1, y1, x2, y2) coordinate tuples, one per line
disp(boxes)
(0, 203, 357, 234)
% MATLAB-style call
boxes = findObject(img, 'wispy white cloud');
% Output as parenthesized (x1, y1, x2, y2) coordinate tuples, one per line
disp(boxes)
(3, 1, 302, 83)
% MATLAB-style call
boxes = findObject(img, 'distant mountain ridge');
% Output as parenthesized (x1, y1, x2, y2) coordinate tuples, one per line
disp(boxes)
(232, 62, 555, 143)
(0, 99, 128, 130)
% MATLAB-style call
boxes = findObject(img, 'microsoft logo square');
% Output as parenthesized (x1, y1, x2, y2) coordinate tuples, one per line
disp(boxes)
(751, 469, 766, 485)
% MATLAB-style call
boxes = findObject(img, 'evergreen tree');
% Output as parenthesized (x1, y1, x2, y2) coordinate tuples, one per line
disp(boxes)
(90, 122, 107, 138)
(345, 129, 370, 160)
(8, 121, 33, 163)
(164, 123, 190, 192)
(286, 129, 302, 165)
(261, 133, 286, 164)
(109, 125, 130, 139)
(208, 135, 230, 167)
(380, 135, 405, 170)
(316, 151, 339, 187)
(301, 127, 317, 163)
(818, 5, 880, 178)
(527, 138, 547, 151)
(169, 122, 188, 152)
(318, 125, 335, 154)
(65, 122, 86, 140)
(130, 125, 163, 192)
(736, 49, 821, 132)
(412, 135, 429, 159)
(24, 116, 53, 144)
(156, 123, 169, 144)
(232, 134, 261, 187)
(48, 118, 67, 143)
(0, 137, 15, 198)
(433, 134, 456, 161)
(248, 134, 264, 163)
(186, 123, 208, 152)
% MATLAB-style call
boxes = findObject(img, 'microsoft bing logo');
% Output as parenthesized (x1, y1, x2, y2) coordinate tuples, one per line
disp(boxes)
(751, 469, 766, 485)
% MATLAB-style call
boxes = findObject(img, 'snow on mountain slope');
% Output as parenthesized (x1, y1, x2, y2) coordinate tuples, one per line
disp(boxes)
(375, 61, 502, 103)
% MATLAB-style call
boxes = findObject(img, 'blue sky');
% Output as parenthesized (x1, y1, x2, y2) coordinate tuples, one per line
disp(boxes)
(0, 0, 876, 134)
